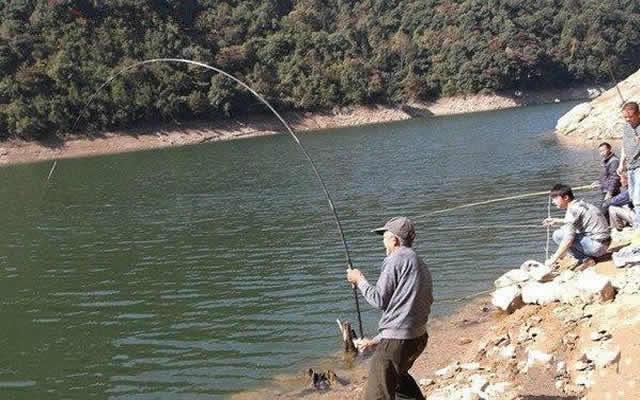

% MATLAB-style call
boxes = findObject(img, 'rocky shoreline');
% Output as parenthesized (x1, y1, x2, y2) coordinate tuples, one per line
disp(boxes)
(0, 84, 600, 166)
(234, 229, 640, 400)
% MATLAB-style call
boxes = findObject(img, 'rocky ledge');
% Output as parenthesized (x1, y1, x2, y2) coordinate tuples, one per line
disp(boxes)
(556, 69, 640, 143)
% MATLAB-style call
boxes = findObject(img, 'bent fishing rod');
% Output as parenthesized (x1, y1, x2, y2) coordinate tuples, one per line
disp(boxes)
(73, 58, 364, 337)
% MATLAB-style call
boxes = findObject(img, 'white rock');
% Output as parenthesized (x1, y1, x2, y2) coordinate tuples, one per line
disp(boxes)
(460, 388, 481, 400)
(527, 349, 555, 369)
(494, 269, 530, 288)
(485, 381, 513, 397)
(419, 378, 435, 386)
(556, 102, 592, 133)
(528, 327, 543, 340)
(461, 362, 481, 371)
(516, 324, 533, 343)
(469, 374, 488, 393)
(520, 260, 554, 282)
(556, 361, 567, 376)
(491, 286, 524, 313)
(590, 329, 611, 342)
(583, 347, 621, 369)
(558, 282, 586, 305)
(499, 345, 516, 359)
(521, 281, 561, 305)
(435, 362, 460, 379)
(574, 360, 592, 371)
(612, 243, 640, 267)
(555, 270, 576, 283)
(428, 385, 480, 400)
(575, 270, 616, 303)
(575, 372, 593, 387)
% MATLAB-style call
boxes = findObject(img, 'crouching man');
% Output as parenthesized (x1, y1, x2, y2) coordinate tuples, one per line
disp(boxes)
(543, 184, 611, 268)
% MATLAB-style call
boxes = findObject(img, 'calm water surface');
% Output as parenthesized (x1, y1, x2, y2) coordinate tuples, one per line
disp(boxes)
(0, 103, 602, 398)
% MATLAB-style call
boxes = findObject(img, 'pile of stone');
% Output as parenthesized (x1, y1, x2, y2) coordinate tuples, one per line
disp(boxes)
(422, 361, 517, 400)
(612, 243, 640, 267)
(491, 261, 616, 313)
(570, 328, 620, 390)
(611, 265, 640, 295)
(422, 253, 638, 400)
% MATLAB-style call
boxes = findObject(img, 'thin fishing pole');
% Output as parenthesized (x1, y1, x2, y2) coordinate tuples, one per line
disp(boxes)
(73, 58, 364, 337)
(606, 59, 625, 107)
(545, 195, 551, 260)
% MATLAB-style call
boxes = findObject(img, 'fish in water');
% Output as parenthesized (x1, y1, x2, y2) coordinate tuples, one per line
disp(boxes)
(336, 319, 358, 354)
(306, 368, 338, 390)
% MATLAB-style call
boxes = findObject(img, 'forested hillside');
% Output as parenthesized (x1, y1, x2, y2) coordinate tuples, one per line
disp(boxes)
(1, 0, 639, 139)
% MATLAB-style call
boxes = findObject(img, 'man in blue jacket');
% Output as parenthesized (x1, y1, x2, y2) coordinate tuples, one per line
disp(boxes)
(347, 217, 433, 400)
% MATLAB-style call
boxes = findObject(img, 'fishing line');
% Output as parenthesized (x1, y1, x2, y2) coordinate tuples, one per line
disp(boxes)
(428, 224, 540, 231)
(416, 184, 593, 218)
(72, 58, 364, 337)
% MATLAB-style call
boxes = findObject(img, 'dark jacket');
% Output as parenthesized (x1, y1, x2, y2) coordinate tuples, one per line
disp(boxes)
(599, 154, 621, 197)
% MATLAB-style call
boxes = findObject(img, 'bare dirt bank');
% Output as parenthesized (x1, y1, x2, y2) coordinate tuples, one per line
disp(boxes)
(234, 255, 640, 400)
(0, 84, 598, 166)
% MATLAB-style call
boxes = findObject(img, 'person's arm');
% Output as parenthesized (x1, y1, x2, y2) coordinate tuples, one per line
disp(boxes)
(346, 260, 397, 311)
(353, 336, 381, 352)
(618, 147, 626, 175)
(545, 237, 573, 267)
(542, 217, 564, 226)
(546, 207, 579, 266)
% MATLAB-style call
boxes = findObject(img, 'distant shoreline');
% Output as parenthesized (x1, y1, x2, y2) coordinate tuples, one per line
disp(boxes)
(0, 84, 600, 166)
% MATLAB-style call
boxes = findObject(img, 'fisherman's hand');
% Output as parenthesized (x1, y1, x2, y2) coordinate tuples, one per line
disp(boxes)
(590, 181, 599, 189)
(544, 258, 557, 268)
(346, 268, 364, 285)
(617, 165, 625, 176)
(604, 192, 612, 201)
(353, 337, 379, 352)
(542, 217, 555, 227)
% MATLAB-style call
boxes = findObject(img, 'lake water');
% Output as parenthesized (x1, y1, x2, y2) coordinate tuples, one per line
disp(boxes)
(0, 102, 603, 398)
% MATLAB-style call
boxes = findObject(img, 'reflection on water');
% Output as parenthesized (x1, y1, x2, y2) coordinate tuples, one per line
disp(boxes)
(0, 102, 602, 398)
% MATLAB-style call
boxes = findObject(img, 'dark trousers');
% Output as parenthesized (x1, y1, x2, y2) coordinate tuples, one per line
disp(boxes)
(364, 333, 428, 400)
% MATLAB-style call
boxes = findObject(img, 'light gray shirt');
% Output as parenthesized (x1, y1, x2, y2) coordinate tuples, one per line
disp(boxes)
(622, 123, 640, 170)
(561, 199, 610, 242)
(357, 246, 433, 340)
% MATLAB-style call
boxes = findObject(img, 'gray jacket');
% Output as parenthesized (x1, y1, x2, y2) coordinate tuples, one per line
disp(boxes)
(562, 199, 610, 242)
(357, 246, 433, 340)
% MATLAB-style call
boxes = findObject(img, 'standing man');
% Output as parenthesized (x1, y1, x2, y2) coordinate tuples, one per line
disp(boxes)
(543, 184, 611, 268)
(617, 101, 640, 229)
(592, 142, 620, 203)
(347, 217, 433, 400)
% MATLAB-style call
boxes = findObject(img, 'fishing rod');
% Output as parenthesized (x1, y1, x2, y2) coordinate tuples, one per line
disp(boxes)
(606, 59, 625, 107)
(72, 58, 365, 337)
